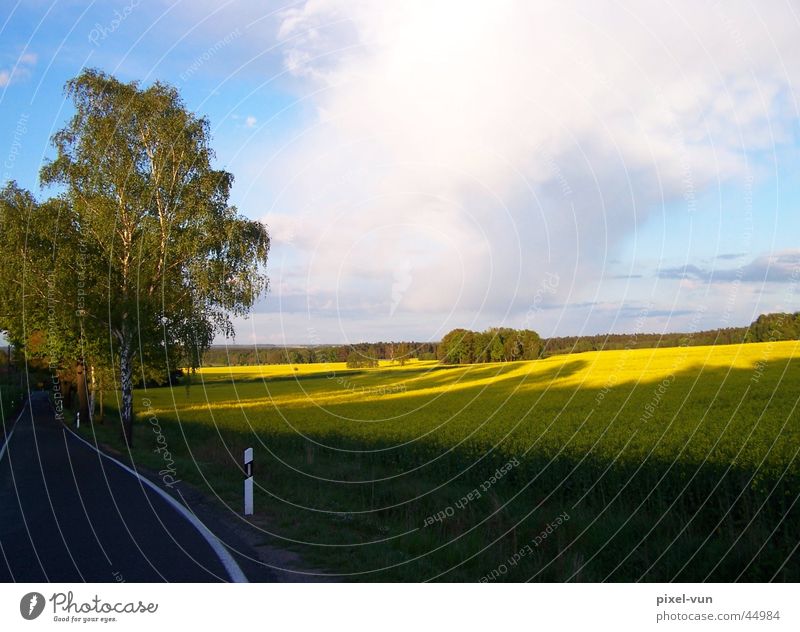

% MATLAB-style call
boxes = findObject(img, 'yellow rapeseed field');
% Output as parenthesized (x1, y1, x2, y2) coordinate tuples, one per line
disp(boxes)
(87, 340, 800, 581)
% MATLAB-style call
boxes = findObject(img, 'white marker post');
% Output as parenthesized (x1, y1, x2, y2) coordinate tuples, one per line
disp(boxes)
(243, 448, 254, 516)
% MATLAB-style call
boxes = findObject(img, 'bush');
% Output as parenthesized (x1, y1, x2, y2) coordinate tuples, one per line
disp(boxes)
(346, 351, 378, 368)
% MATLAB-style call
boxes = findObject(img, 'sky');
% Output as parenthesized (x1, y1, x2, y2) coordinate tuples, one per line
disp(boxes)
(1, 0, 799, 346)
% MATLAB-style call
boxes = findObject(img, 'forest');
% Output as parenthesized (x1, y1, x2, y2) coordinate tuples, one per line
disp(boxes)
(196, 311, 800, 367)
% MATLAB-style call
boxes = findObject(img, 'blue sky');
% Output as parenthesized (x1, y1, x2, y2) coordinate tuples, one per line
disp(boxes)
(2, 1, 799, 345)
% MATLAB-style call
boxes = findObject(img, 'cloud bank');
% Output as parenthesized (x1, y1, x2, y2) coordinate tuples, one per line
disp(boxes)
(238, 1, 800, 342)
(660, 250, 800, 284)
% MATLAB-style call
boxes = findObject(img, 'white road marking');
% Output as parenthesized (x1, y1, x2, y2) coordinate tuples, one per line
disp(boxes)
(63, 424, 248, 583)
(0, 399, 28, 463)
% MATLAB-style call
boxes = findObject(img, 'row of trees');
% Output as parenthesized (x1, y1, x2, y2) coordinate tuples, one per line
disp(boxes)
(438, 328, 542, 364)
(541, 327, 750, 356)
(411, 312, 800, 367)
(201, 341, 438, 367)
(745, 312, 800, 343)
(542, 313, 800, 357)
(0, 69, 270, 445)
(199, 312, 800, 371)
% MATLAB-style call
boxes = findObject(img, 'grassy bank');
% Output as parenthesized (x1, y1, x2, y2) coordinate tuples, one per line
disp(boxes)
(0, 383, 24, 438)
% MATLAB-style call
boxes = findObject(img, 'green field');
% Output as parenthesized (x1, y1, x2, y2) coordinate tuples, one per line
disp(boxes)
(81, 340, 800, 581)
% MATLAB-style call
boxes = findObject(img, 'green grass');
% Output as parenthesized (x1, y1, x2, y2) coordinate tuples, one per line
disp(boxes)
(0, 381, 23, 438)
(79, 341, 800, 581)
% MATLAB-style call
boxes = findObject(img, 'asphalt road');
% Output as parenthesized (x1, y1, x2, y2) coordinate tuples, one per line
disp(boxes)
(0, 391, 251, 582)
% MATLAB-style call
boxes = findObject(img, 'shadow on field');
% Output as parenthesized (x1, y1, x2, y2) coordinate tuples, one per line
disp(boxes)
(94, 355, 799, 582)
(208, 363, 476, 386)
(383, 359, 591, 395)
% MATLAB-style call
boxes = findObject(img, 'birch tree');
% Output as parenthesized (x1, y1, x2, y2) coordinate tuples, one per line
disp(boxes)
(40, 69, 270, 446)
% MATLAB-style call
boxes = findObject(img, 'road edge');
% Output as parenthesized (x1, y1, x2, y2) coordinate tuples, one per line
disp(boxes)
(62, 421, 249, 583)
(0, 397, 28, 462)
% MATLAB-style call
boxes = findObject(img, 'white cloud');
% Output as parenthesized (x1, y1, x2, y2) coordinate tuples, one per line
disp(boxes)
(245, 115, 257, 128)
(0, 50, 37, 88)
(171, 0, 800, 341)
(659, 249, 800, 284)
(247, 1, 800, 340)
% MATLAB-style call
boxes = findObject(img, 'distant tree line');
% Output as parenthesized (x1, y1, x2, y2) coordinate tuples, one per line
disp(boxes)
(541, 327, 748, 356)
(201, 341, 438, 367)
(198, 312, 800, 368)
(542, 312, 800, 357)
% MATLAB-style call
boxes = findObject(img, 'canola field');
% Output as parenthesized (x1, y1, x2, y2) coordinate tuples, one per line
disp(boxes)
(90, 340, 800, 581)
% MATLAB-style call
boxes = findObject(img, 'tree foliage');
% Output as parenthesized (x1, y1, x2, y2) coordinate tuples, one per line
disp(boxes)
(438, 328, 542, 364)
(745, 312, 800, 343)
(346, 351, 379, 368)
(0, 183, 85, 365)
(1, 69, 270, 445)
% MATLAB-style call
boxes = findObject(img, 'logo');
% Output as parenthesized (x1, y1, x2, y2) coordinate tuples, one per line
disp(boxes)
(20, 592, 45, 620)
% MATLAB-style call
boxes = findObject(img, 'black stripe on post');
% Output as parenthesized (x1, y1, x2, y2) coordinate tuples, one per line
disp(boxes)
(244, 448, 254, 516)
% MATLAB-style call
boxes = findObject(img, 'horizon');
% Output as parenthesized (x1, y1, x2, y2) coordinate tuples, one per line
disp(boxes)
(0, 312, 764, 350)
(204, 312, 773, 349)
